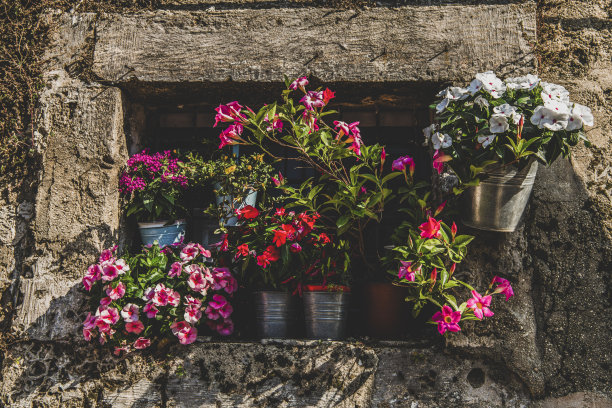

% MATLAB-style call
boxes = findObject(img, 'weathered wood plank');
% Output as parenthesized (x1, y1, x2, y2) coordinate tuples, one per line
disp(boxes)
(92, 3, 537, 84)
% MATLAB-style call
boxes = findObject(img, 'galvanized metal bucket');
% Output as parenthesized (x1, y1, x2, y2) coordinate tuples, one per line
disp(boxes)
(253, 291, 298, 338)
(303, 291, 350, 340)
(138, 220, 186, 247)
(462, 160, 538, 232)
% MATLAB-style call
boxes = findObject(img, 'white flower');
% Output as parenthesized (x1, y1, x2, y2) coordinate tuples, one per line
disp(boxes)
(468, 71, 506, 98)
(505, 74, 540, 90)
(530, 102, 570, 131)
(474, 95, 489, 108)
(540, 82, 570, 104)
(565, 103, 594, 131)
(436, 98, 450, 113)
(477, 135, 496, 148)
(493, 103, 522, 124)
(489, 114, 509, 133)
(422, 124, 436, 145)
(431, 132, 453, 150)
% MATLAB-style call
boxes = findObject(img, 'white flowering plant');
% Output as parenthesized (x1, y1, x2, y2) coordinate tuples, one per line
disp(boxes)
(427, 71, 593, 190)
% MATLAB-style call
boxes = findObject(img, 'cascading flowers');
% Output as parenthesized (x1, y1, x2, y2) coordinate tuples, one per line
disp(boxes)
(389, 217, 514, 335)
(426, 71, 593, 190)
(82, 243, 237, 355)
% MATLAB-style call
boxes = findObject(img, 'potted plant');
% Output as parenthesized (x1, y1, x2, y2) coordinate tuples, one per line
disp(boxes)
(188, 153, 275, 228)
(226, 206, 326, 338)
(119, 150, 190, 246)
(387, 215, 514, 335)
(428, 71, 593, 231)
(81, 242, 237, 355)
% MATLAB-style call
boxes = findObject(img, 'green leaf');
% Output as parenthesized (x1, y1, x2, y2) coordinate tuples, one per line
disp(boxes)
(336, 214, 350, 229)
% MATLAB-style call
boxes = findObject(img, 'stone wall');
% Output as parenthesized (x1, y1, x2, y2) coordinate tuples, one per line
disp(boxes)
(0, 1, 610, 407)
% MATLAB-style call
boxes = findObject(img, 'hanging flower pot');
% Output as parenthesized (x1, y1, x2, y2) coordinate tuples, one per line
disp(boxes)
(303, 285, 351, 340)
(138, 219, 187, 247)
(461, 160, 538, 232)
(253, 291, 298, 338)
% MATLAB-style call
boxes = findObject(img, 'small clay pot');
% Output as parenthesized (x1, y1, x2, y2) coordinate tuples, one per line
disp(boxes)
(363, 282, 411, 339)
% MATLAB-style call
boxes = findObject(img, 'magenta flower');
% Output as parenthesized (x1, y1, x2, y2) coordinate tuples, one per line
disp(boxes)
(99, 248, 115, 264)
(83, 312, 97, 330)
(289, 76, 309, 92)
(491, 276, 514, 301)
(431, 305, 462, 335)
(398, 261, 416, 282)
(83, 264, 102, 290)
(265, 113, 283, 132)
(184, 304, 202, 324)
(134, 337, 151, 350)
(180, 243, 200, 261)
(391, 155, 416, 177)
(334, 120, 351, 137)
(213, 101, 246, 127)
(83, 328, 94, 341)
(216, 318, 235, 336)
(301, 91, 325, 110)
(121, 303, 140, 323)
(184, 295, 202, 308)
(101, 264, 119, 282)
(205, 294, 233, 320)
(126, 320, 145, 334)
(168, 262, 183, 278)
(290, 243, 302, 253)
(99, 297, 112, 306)
(143, 303, 159, 319)
(466, 290, 494, 320)
(419, 217, 442, 239)
(106, 282, 126, 300)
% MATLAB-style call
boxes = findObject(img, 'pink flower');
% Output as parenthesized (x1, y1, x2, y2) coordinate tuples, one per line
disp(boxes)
(83, 313, 97, 329)
(431, 305, 462, 335)
(98, 307, 120, 325)
(143, 303, 159, 319)
(121, 303, 140, 322)
(334, 120, 351, 137)
(101, 264, 119, 282)
(171, 321, 197, 345)
(289, 76, 309, 92)
(290, 243, 302, 253)
(113, 346, 130, 356)
(272, 172, 284, 187)
(167, 290, 181, 307)
(188, 270, 211, 295)
(466, 290, 494, 320)
(434, 200, 447, 216)
(380, 147, 386, 165)
(143, 287, 155, 302)
(215, 318, 235, 336)
(152, 283, 170, 306)
(134, 337, 151, 349)
(419, 217, 442, 239)
(391, 155, 415, 176)
(184, 295, 202, 307)
(126, 320, 144, 334)
(115, 259, 130, 274)
(398, 261, 416, 282)
(106, 282, 126, 300)
(184, 304, 202, 324)
(99, 248, 115, 265)
(99, 297, 112, 306)
(83, 264, 102, 290)
(491, 276, 514, 301)
(83, 328, 94, 341)
(168, 262, 183, 277)
(433, 150, 452, 175)
(300, 91, 325, 110)
(265, 113, 283, 132)
(205, 294, 233, 320)
(213, 101, 246, 127)
(180, 243, 200, 262)
(218, 123, 244, 149)
(451, 222, 458, 240)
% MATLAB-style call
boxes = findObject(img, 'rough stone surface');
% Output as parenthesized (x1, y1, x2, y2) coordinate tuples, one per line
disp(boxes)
(0, 1, 610, 407)
(92, 4, 537, 83)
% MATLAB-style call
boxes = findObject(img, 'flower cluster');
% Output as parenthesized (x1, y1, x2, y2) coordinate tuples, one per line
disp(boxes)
(82, 243, 237, 355)
(227, 206, 345, 291)
(388, 217, 514, 335)
(119, 150, 191, 222)
(427, 71, 593, 186)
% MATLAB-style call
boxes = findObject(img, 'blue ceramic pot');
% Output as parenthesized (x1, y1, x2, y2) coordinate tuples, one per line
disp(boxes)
(138, 220, 186, 247)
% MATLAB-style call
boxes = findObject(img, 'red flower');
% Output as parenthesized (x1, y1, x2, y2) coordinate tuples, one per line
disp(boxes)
(236, 205, 259, 219)
(317, 233, 331, 245)
(273, 229, 288, 247)
(264, 246, 280, 262)
(256, 255, 270, 268)
(236, 244, 249, 257)
(322, 88, 335, 104)
(418, 217, 441, 239)
(275, 207, 286, 217)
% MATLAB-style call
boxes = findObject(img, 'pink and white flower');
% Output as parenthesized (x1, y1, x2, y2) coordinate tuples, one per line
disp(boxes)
(133, 337, 151, 349)
(167, 290, 181, 307)
(115, 259, 130, 274)
(466, 290, 494, 320)
(121, 303, 140, 322)
(171, 321, 197, 345)
(289, 76, 309, 92)
(101, 264, 119, 282)
(184, 304, 202, 324)
(300, 91, 325, 110)
(143, 303, 159, 318)
(106, 282, 126, 300)
(168, 262, 183, 277)
(97, 306, 120, 326)
(188, 269, 211, 295)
